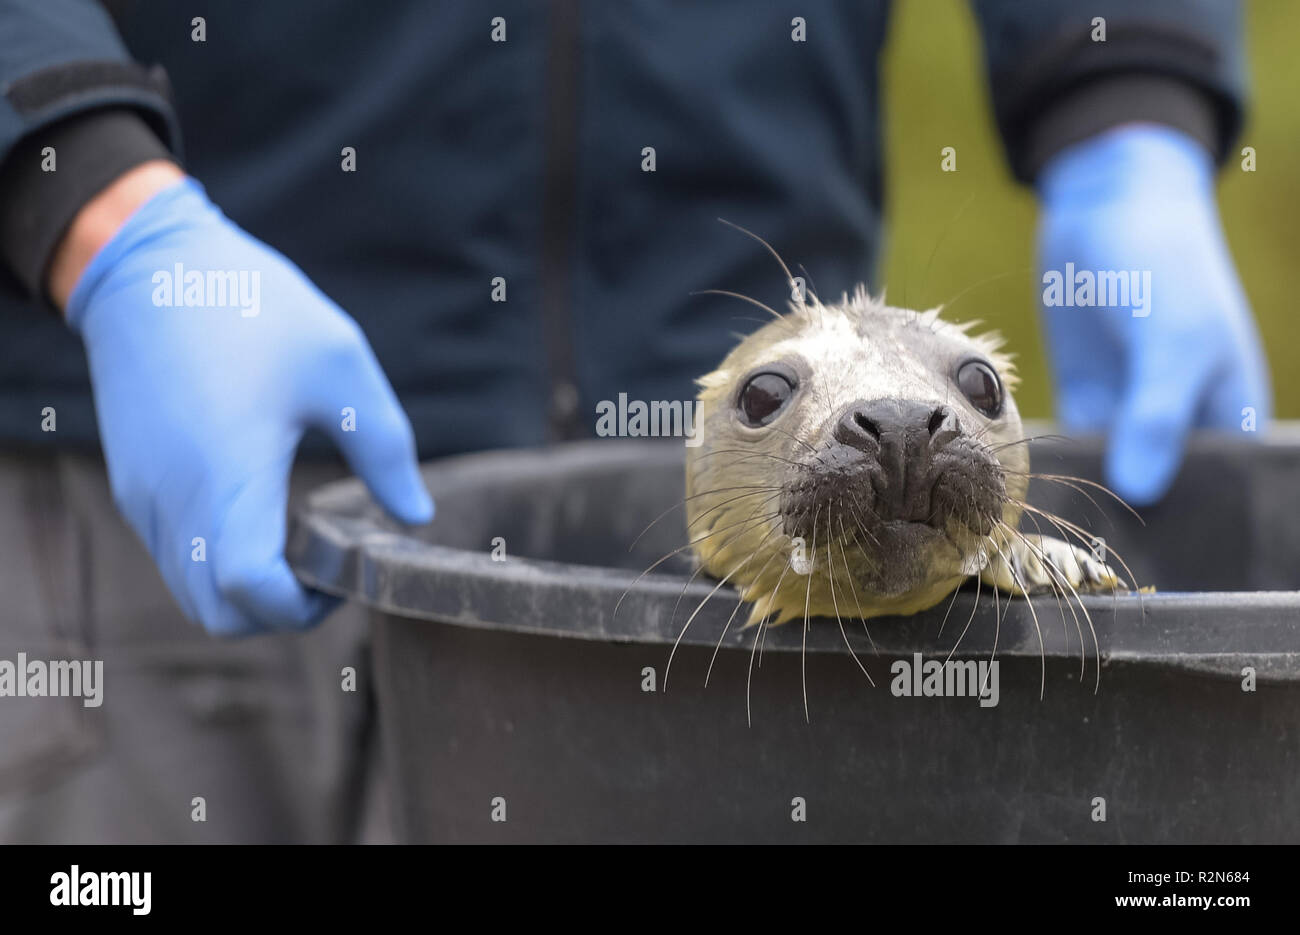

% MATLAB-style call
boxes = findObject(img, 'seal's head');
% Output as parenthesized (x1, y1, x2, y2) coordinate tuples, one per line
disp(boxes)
(687, 287, 1028, 626)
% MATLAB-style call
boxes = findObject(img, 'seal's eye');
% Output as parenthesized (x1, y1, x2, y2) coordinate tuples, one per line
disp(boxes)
(956, 360, 1003, 418)
(738, 372, 795, 427)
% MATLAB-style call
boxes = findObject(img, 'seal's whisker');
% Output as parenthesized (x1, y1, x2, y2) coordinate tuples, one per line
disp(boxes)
(1008, 498, 1123, 572)
(666, 503, 784, 652)
(758, 588, 775, 665)
(841, 486, 884, 548)
(617, 520, 761, 623)
(616, 501, 784, 623)
(687, 489, 782, 534)
(664, 497, 785, 690)
(934, 570, 965, 638)
(627, 483, 782, 552)
(1002, 508, 1104, 691)
(694, 448, 811, 469)
(999, 516, 1077, 652)
(994, 469, 1115, 529)
(1030, 501, 1144, 635)
(1011, 500, 1139, 594)
(665, 563, 746, 695)
(686, 483, 784, 500)
(1023, 473, 1145, 525)
(980, 443, 1144, 527)
(827, 522, 875, 686)
(692, 288, 791, 327)
(764, 422, 824, 459)
(745, 609, 765, 729)
(797, 263, 822, 305)
(1007, 511, 1089, 679)
(801, 504, 822, 723)
(704, 525, 785, 688)
(690, 510, 783, 549)
(989, 533, 1047, 700)
(944, 568, 983, 664)
(986, 433, 1072, 451)
(729, 315, 799, 334)
(836, 506, 882, 575)
(990, 553, 1005, 685)
(716, 218, 800, 300)
(1048, 553, 1101, 695)
(748, 557, 794, 725)
(836, 513, 879, 653)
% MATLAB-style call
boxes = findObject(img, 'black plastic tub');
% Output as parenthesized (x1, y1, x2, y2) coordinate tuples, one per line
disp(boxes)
(288, 429, 1300, 843)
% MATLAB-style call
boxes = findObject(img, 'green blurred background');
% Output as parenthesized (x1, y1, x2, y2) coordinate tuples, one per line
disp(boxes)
(879, 0, 1299, 419)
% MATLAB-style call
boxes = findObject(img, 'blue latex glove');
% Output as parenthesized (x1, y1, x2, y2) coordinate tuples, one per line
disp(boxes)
(67, 177, 433, 635)
(1036, 124, 1271, 505)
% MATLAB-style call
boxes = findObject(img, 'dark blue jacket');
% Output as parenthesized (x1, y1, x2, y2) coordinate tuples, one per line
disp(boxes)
(0, 0, 1245, 457)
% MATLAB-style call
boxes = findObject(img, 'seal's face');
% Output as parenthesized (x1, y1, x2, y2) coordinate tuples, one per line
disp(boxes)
(687, 289, 1028, 626)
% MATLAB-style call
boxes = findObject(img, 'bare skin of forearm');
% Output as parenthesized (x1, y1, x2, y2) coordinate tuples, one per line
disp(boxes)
(46, 159, 185, 312)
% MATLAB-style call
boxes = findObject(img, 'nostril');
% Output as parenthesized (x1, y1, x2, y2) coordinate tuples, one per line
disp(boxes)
(927, 406, 950, 438)
(854, 410, 881, 440)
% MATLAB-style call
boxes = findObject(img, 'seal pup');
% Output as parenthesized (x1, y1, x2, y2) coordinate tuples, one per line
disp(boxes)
(684, 282, 1128, 638)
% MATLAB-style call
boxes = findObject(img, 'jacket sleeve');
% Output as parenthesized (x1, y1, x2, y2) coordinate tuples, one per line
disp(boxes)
(969, 0, 1247, 183)
(0, 0, 180, 303)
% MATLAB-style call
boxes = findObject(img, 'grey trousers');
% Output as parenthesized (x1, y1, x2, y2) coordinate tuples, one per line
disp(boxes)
(0, 450, 387, 843)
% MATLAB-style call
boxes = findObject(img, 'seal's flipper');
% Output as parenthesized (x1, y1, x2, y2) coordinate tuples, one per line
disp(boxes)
(979, 533, 1126, 596)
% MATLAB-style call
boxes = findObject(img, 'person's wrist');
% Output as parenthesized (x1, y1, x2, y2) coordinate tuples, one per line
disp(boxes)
(46, 160, 186, 312)
(1037, 122, 1214, 207)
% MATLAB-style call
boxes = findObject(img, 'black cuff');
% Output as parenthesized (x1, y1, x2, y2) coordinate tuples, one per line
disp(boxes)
(1022, 74, 1220, 183)
(0, 109, 175, 304)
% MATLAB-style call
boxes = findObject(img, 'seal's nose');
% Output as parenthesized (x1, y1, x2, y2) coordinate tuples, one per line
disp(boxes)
(834, 399, 957, 452)
(834, 399, 960, 518)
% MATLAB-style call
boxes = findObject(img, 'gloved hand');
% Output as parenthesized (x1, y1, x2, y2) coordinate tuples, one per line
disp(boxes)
(1036, 123, 1271, 505)
(67, 176, 433, 635)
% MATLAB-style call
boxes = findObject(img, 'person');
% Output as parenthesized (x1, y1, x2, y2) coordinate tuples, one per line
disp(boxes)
(0, 0, 1270, 842)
